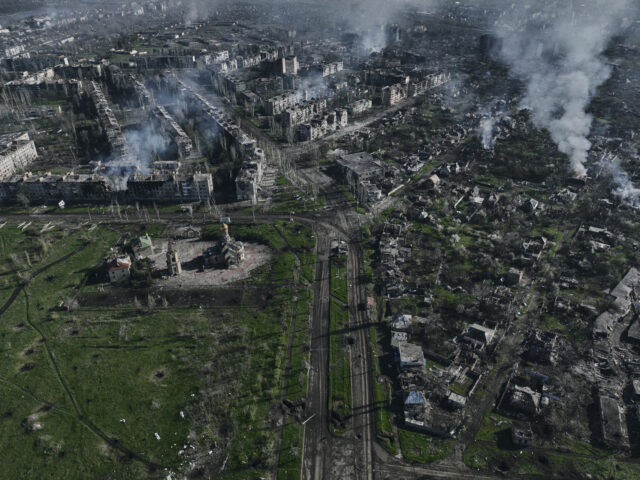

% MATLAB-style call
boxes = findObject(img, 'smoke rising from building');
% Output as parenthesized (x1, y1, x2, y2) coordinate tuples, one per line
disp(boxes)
(602, 154, 640, 207)
(101, 124, 167, 191)
(479, 116, 496, 150)
(492, 0, 636, 176)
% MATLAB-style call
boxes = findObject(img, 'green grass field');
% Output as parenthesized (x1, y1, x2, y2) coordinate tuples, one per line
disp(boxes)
(328, 297, 352, 436)
(0, 220, 316, 479)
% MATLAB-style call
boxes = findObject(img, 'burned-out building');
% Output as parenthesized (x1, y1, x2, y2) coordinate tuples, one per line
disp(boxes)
(0, 172, 111, 205)
(511, 422, 533, 447)
(126, 173, 213, 203)
(523, 331, 558, 364)
(87, 81, 129, 160)
(460, 323, 496, 351)
(594, 268, 640, 338)
(598, 393, 628, 450)
(336, 152, 384, 184)
(152, 106, 193, 157)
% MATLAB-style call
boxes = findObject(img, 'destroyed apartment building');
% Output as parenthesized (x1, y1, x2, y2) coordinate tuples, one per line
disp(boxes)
(87, 81, 129, 160)
(0, 171, 214, 205)
(336, 152, 385, 203)
(0, 132, 38, 178)
(152, 105, 193, 158)
(594, 268, 640, 338)
(176, 81, 267, 204)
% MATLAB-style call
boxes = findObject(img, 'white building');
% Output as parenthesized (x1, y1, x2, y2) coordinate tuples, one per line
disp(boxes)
(107, 256, 132, 283)
(0, 133, 38, 178)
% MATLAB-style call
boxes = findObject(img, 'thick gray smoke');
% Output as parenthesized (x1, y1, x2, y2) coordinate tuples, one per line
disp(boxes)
(335, 0, 436, 54)
(102, 125, 167, 191)
(493, 0, 635, 175)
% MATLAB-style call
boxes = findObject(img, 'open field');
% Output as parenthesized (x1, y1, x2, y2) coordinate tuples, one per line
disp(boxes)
(0, 219, 316, 479)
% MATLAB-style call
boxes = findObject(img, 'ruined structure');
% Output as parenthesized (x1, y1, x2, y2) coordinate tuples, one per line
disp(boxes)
(0, 132, 38, 178)
(152, 105, 193, 158)
(87, 81, 129, 160)
(202, 223, 245, 269)
(166, 242, 182, 276)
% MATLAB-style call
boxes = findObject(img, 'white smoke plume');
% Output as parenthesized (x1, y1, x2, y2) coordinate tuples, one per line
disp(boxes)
(493, 0, 636, 175)
(479, 116, 496, 150)
(602, 154, 640, 207)
(101, 124, 168, 191)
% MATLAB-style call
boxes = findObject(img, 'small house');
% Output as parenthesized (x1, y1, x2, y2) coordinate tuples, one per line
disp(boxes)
(107, 255, 131, 283)
(511, 422, 533, 447)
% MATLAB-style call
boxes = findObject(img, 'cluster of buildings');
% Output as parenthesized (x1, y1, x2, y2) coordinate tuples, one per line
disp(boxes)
(388, 313, 487, 437)
(264, 91, 300, 116)
(176, 82, 267, 204)
(306, 61, 343, 77)
(281, 98, 328, 127)
(593, 268, 640, 338)
(298, 108, 348, 141)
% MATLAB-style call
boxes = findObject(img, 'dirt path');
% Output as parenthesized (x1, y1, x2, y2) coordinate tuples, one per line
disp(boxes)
(271, 292, 300, 479)
(1, 241, 164, 472)
(0, 242, 89, 317)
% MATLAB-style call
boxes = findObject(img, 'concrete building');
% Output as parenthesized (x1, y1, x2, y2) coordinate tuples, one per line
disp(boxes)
(594, 268, 640, 337)
(127, 173, 213, 203)
(264, 92, 298, 116)
(152, 105, 192, 157)
(407, 72, 451, 97)
(166, 242, 182, 276)
(336, 152, 384, 184)
(0, 132, 38, 178)
(381, 83, 407, 106)
(87, 81, 129, 160)
(107, 255, 131, 283)
(507, 385, 542, 415)
(298, 109, 347, 141)
(347, 99, 373, 115)
(285, 55, 299, 75)
(0, 172, 111, 205)
(396, 342, 426, 369)
(281, 98, 328, 127)
(461, 323, 496, 350)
